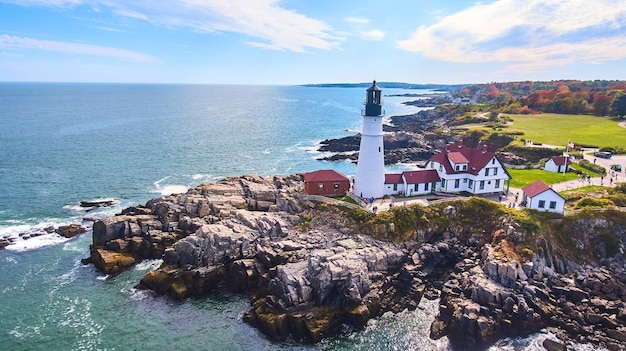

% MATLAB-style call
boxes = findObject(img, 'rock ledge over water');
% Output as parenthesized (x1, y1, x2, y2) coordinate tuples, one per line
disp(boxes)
(86, 175, 626, 349)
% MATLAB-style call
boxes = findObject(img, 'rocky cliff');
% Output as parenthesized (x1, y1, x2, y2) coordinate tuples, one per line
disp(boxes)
(85, 175, 626, 349)
(85, 174, 426, 341)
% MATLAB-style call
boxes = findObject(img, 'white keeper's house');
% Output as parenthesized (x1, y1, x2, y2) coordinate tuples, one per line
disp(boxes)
(426, 140, 511, 194)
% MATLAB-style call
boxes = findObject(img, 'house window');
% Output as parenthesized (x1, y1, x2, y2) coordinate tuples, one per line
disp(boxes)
(479, 180, 485, 190)
(492, 158, 495, 164)
(549, 201, 557, 209)
(393, 184, 397, 191)
(538, 200, 546, 208)
(334, 183, 339, 189)
(439, 164, 443, 171)
(495, 179, 500, 188)
(454, 179, 460, 188)
(455, 165, 460, 171)
(378, 147, 381, 152)
(414, 184, 418, 191)
(468, 179, 474, 188)
(485, 168, 490, 176)
(463, 165, 467, 170)
(463, 178, 467, 183)
(441, 179, 446, 188)
(318, 184, 324, 190)
(493, 168, 498, 175)
(424, 182, 429, 191)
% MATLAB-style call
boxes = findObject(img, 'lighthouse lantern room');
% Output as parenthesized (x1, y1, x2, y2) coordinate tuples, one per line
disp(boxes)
(354, 80, 385, 199)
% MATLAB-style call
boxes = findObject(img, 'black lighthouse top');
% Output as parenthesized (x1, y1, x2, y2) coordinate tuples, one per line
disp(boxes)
(364, 80, 382, 116)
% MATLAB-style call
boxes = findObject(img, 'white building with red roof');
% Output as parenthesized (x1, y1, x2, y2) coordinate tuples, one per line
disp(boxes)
(544, 155, 572, 173)
(383, 169, 441, 196)
(521, 180, 565, 214)
(427, 140, 510, 195)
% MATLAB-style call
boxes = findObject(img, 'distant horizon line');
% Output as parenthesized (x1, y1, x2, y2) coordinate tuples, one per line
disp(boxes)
(0, 81, 467, 87)
(2, 78, 626, 87)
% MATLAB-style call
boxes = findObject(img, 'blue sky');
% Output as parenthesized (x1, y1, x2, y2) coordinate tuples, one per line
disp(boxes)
(1, 0, 626, 85)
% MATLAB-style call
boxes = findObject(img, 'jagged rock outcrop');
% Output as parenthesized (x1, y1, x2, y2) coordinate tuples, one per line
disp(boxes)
(87, 174, 428, 342)
(55, 224, 87, 238)
(86, 174, 626, 349)
(428, 217, 626, 350)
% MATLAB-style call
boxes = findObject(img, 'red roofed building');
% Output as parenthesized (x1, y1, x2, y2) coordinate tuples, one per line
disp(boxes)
(303, 170, 350, 196)
(521, 180, 565, 214)
(383, 169, 441, 196)
(544, 155, 572, 173)
(427, 140, 510, 194)
(384, 173, 405, 195)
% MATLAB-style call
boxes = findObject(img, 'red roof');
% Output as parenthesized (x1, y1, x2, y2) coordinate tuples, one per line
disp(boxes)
(550, 156, 572, 166)
(448, 151, 469, 164)
(430, 141, 496, 176)
(402, 169, 441, 184)
(303, 170, 349, 182)
(385, 173, 403, 184)
(522, 180, 550, 197)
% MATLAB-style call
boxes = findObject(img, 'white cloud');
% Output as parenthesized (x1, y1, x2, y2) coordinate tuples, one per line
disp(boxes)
(4, 0, 343, 53)
(362, 30, 384, 41)
(398, 0, 626, 71)
(0, 34, 158, 62)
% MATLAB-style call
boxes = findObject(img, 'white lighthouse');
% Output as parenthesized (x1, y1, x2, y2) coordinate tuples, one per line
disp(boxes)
(354, 80, 385, 199)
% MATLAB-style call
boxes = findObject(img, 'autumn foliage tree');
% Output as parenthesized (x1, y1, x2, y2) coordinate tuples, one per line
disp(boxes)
(462, 80, 626, 116)
(593, 94, 612, 116)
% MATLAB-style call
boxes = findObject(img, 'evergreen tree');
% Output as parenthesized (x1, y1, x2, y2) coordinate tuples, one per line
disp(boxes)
(610, 94, 626, 118)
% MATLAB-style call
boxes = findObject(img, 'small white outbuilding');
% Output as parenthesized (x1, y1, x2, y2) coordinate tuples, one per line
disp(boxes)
(544, 156, 571, 173)
(521, 180, 565, 214)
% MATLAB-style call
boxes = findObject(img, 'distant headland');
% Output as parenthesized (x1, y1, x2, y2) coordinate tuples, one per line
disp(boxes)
(301, 82, 463, 91)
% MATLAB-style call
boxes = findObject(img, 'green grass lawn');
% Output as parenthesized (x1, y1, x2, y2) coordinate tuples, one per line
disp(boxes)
(508, 169, 578, 188)
(559, 186, 605, 201)
(502, 113, 626, 148)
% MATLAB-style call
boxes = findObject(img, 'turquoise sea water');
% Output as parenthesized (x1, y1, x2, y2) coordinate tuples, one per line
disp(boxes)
(0, 83, 568, 350)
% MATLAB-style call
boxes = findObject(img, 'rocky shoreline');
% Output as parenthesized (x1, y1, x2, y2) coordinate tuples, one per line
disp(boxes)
(84, 174, 626, 349)
(317, 108, 459, 165)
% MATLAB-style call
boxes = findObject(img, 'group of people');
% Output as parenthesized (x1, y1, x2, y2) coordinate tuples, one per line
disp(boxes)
(499, 192, 520, 209)
(577, 173, 592, 184)
(577, 172, 618, 186)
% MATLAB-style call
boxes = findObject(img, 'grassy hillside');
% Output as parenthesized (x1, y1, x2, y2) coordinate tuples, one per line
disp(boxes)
(507, 169, 577, 188)
(503, 113, 626, 148)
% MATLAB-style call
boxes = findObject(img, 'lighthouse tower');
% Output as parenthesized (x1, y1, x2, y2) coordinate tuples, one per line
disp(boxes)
(354, 80, 385, 199)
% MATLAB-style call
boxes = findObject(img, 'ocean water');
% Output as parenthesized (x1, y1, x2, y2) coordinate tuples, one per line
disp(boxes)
(0, 83, 574, 350)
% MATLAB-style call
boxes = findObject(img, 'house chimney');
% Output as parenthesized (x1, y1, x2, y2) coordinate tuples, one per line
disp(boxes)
(458, 140, 463, 148)
(482, 144, 488, 153)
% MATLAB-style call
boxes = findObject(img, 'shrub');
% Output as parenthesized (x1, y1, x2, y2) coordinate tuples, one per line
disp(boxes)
(514, 210, 542, 233)
(578, 159, 607, 175)
(600, 146, 626, 155)
(607, 193, 626, 207)
(502, 144, 562, 163)
(521, 247, 534, 257)
(613, 183, 626, 194)
(575, 197, 614, 209)
(299, 215, 313, 230)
